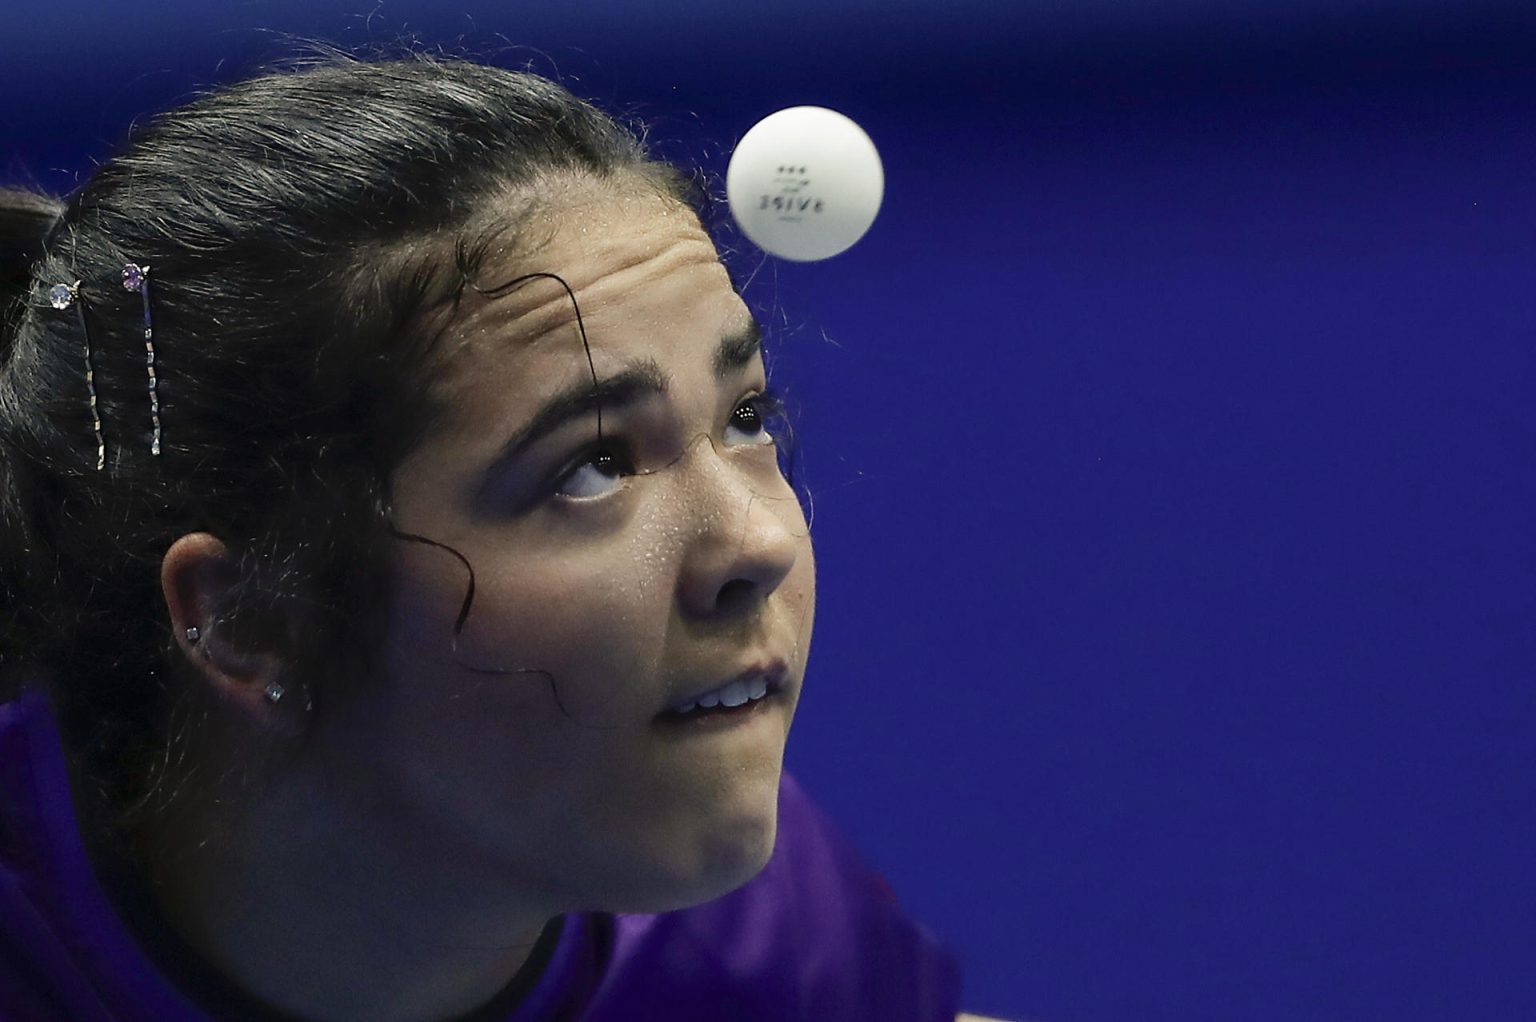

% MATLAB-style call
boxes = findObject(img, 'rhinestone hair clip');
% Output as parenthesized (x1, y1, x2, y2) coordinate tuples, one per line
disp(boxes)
(122, 262, 161, 457)
(47, 280, 106, 471)
(46, 262, 163, 469)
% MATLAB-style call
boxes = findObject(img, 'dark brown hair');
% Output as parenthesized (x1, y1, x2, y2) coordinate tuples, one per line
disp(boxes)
(0, 53, 699, 866)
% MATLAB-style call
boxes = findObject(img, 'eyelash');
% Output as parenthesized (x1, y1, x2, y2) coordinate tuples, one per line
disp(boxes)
(551, 389, 786, 500)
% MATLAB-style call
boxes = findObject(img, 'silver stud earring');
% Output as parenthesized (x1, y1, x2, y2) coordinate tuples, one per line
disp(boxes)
(185, 625, 200, 643)
(264, 681, 286, 705)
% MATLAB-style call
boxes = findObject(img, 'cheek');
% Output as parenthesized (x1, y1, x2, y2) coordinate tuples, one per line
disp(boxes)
(370, 544, 672, 831)
(787, 537, 818, 661)
(383, 524, 683, 725)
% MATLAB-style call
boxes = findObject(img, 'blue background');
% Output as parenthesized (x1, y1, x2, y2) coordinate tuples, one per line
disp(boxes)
(5, 3, 1535, 1019)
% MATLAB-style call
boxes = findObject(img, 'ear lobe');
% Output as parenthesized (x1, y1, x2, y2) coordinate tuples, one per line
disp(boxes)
(193, 634, 304, 737)
(161, 532, 304, 736)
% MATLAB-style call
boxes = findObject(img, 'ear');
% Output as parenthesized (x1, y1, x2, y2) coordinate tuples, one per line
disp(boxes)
(160, 532, 308, 738)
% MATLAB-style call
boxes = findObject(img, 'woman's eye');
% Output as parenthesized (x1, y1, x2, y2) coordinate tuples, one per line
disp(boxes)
(555, 448, 628, 499)
(725, 395, 778, 447)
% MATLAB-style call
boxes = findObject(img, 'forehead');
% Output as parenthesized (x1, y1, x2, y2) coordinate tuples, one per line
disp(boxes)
(430, 187, 745, 399)
(387, 185, 761, 525)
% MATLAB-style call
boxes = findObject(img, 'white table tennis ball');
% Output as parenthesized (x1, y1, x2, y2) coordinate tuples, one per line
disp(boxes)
(726, 106, 884, 261)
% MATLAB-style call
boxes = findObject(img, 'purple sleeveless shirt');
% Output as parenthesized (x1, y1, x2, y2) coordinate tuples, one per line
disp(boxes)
(0, 686, 961, 1021)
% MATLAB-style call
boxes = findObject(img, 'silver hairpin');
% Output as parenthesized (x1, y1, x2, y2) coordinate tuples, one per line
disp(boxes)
(48, 280, 106, 472)
(122, 263, 160, 456)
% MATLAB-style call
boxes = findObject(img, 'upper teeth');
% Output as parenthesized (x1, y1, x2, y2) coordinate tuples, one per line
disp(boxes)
(671, 676, 770, 714)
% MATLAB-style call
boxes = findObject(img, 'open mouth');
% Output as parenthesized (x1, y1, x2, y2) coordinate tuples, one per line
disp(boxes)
(655, 676, 784, 726)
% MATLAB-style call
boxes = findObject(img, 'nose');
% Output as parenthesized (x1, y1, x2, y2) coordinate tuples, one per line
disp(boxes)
(676, 445, 802, 619)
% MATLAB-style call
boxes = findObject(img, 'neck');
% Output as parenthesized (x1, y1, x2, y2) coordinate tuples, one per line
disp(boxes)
(127, 733, 555, 1022)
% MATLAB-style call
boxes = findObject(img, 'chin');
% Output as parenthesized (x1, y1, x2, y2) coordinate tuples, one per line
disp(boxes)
(692, 808, 780, 902)
(618, 801, 781, 915)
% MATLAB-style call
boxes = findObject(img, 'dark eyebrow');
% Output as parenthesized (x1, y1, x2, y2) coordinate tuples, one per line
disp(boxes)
(714, 319, 762, 378)
(491, 360, 670, 469)
(482, 319, 765, 479)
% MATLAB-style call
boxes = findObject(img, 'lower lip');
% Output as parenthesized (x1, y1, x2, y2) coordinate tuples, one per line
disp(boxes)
(653, 692, 780, 732)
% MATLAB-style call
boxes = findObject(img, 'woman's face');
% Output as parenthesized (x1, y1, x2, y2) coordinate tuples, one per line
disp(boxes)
(352, 185, 814, 915)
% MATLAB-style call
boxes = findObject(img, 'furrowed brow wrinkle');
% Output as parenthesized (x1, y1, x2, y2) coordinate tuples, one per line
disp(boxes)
(494, 323, 762, 472)
(497, 361, 670, 464)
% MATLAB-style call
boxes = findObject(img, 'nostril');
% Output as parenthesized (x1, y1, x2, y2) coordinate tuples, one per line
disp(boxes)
(713, 578, 758, 616)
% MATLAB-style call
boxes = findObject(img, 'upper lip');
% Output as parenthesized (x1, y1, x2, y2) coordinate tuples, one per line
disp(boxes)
(664, 659, 789, 713)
